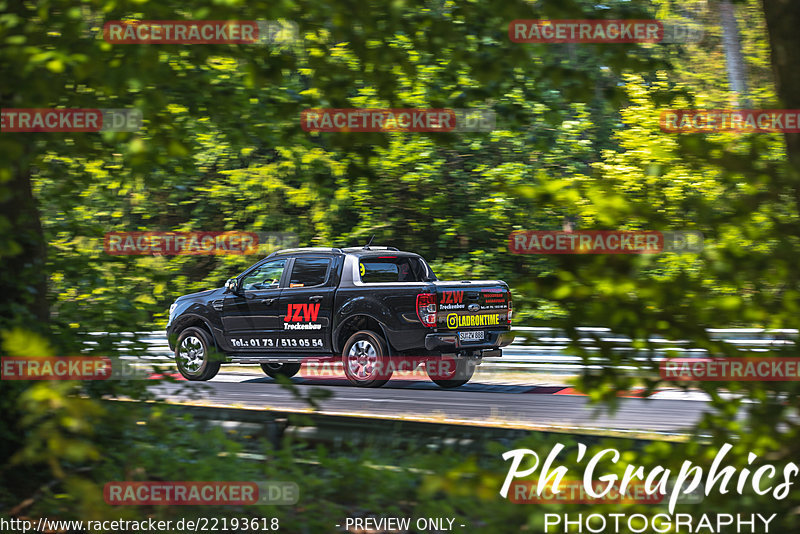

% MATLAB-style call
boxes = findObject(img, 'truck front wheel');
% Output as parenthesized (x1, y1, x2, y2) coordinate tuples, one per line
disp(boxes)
(342, 330, 392, 387)
(175, 326, 222, 381)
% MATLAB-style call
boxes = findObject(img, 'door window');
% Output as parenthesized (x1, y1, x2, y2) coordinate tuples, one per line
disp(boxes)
(287, 258, 331, 288)
(240, 259, 287, 290)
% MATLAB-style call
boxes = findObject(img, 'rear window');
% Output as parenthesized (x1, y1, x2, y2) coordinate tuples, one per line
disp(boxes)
(359, 256, 427, 283)
(289, 257, 331, 287)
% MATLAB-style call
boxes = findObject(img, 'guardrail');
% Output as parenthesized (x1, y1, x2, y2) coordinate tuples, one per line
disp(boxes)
(90, 327, 797, 373)
(494, 327, 796, 372)
(106, 400, 679, 448)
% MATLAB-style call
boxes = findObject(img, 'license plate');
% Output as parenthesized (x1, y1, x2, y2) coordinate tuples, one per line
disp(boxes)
(459, 331, 484, 342)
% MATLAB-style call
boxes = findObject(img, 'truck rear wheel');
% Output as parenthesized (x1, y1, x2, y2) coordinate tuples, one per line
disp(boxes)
(260, 362, 302, 378)
(342, 330, 392, 387)
(427, 358, 475, 389)
(175, 326, 221, 381)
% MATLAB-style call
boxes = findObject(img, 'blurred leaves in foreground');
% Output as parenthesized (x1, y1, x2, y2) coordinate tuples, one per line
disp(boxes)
(2, 0, 800, 531)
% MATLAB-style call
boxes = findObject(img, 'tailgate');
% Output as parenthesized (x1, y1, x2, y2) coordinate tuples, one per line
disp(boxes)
(434, 282, 510, 330)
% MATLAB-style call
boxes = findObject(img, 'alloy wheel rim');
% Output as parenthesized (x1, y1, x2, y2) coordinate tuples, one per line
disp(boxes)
(347, 339, 378, 379)
(178, 335, 205, 373)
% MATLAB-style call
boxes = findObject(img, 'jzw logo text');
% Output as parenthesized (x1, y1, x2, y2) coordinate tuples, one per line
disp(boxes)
(285, 303, 320, 322)
(441, 291, 463, 304)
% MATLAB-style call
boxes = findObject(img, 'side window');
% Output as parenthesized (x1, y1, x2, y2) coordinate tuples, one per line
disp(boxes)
(360, 261, 399, 282)
(359, 257, 425, 282)
(288, 258, 331, 288)
(240, 259, 287, 290)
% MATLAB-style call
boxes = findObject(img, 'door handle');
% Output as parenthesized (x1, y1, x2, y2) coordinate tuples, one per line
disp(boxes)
(260, 298, 275, 305)
(308, 295, 324, 302)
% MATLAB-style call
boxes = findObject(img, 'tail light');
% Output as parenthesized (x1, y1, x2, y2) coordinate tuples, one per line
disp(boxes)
(416, 293, 437, 327)
(507, 293, 513, 323)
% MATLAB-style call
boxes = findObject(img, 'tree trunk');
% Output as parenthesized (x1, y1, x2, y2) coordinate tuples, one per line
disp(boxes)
(761, 0, 800, 174)
(719, 0, 749, 106)
(0, 151, 49, 327)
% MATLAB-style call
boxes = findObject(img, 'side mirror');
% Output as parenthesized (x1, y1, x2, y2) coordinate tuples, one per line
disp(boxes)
(225, 278, 238, 293)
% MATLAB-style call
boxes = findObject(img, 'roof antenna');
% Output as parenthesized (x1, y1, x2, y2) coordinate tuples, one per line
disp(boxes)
(363, 235, 375, 250)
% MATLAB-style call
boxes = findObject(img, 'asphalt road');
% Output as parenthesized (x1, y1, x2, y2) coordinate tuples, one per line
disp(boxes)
(149, 372, 734, 437)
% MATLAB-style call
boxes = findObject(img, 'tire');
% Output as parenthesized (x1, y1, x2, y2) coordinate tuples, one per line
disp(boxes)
(260, 362, 302, 378)
(175, 326, 222, 381)
(427, 357, 475, 389)
(342, 330, 392, 387)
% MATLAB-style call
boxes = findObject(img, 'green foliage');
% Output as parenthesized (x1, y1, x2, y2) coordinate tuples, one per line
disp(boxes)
(2, 0, 800, 530)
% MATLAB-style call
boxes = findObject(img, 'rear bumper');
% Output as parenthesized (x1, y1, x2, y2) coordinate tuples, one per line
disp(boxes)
(424, 330, 515, 353)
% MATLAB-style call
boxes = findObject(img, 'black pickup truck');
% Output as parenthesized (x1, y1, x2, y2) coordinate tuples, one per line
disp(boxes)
(166, 246, 515, 388)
